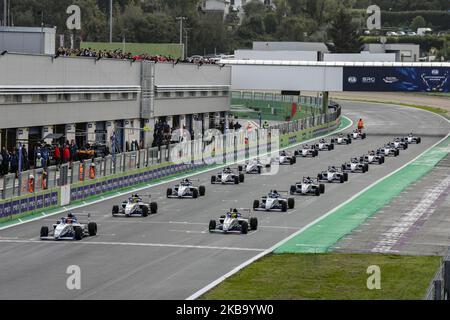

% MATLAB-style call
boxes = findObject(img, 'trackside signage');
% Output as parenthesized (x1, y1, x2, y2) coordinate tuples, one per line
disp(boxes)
(343, 67, 450, 92)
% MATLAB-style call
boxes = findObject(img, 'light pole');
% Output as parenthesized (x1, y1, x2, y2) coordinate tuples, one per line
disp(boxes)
(176, 16, 187, 59)
(109, 0, 113, 43)
(3, 0, 6, 26)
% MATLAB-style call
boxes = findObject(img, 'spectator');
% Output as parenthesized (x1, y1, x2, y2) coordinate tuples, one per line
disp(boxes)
(35, 153, 44, 169)
(1, 148, 8, 175)
(70, 140, 78, 162)
(10, 150, 18, 176)
(63, 144, 71, 164)
(22, 147, 29, 171)
(54, 144, 61, 166)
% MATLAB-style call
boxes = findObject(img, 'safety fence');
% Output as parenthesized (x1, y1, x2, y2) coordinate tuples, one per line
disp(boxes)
(231, 91, 323, 122)
(0, 106, 341, 223)
(424, 249, 450, 300)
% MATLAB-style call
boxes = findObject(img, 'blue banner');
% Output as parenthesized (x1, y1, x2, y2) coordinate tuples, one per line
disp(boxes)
(343, 67, 449, 92)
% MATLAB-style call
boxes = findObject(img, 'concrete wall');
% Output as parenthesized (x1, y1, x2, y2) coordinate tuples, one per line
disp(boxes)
(154, 97, 230, 117)
(235, 50, 318, 61)
(154, 63, 231, 87)
(0, 27, 56, 55)
(324, 52, 396, 62)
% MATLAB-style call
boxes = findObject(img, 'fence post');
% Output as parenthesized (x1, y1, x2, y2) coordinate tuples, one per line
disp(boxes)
(435, 280, 442, 300)
(444, 260, 450, 300)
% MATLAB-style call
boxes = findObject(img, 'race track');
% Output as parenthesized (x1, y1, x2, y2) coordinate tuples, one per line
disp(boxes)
(0, 101, 449, 299)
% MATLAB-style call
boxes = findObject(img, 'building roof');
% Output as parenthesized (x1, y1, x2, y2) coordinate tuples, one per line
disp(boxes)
(220, 59, 450, 67)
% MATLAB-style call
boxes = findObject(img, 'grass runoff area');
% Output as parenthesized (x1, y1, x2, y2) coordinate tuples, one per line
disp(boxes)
(201, 253, 441, 300)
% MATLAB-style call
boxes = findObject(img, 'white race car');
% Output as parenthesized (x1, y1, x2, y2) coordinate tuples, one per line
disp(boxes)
(331, 134, 352, 145)
(294, 144, 319, 157)
(377, 144, 400, 157)
(342, 158, 369, 173)
(290, 177, 325, 196)
(253, 191, 295, 212)
(112, 194, 158, 217)
(278, 151, 296, 165)
(315, 139, 335, 151)
(317, 166, 348, 183)
(40, 213, 97, 241)
(404, 133, 421, 144)
(350, 129, 367, 140)
(167, 179, 206, 198)
(242, 159, 271, 174)
(211, 167, 245, 184)
(209, 209, 258, 234)
(360, 152, 385, 165)
(392, 138, 409, 150)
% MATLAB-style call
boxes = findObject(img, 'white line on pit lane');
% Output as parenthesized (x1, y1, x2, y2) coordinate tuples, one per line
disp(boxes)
(0, 239, 266, 252)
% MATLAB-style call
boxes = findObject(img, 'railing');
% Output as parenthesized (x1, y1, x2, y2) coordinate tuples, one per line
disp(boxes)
(424, 249, 450, 300)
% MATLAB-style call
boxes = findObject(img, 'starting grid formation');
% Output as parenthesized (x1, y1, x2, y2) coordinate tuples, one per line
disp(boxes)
(0, 108, 341, 224)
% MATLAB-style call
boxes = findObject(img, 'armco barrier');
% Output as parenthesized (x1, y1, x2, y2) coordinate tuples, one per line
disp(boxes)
(0, 108, 342, 225)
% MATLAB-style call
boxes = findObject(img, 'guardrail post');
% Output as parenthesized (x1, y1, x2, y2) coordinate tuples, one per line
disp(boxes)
(444, 260, 450, 300)
(435, 280, 442, 300)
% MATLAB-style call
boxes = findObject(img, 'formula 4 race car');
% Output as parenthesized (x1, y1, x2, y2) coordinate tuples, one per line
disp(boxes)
(377, 144, 400, 157)
(211, 167, 245, 184)
(392, 138, 409, 150)
(241, 159, 271, 174)
(404, 133, 421, 144)
(342, 158, 369, 173)
(112, 194, 158, 217)
(253, 190, 295, 212)
(350, 129, 367, 140)
(317, 166, 349, 183)
(278, 151, 296, 165)
(360, 151, 385, 165)
(290, 177, 325, 196)
(294, 144, 319, 157)
(331, 133, 352, 145)
(315, 139, 335, 151)
(167, 179, 206, 198)
(40, 213, 97, 241)
(209, 208, 258, 234)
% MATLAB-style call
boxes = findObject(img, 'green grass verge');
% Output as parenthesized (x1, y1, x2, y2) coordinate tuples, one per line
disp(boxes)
(200, 253, 441, 300)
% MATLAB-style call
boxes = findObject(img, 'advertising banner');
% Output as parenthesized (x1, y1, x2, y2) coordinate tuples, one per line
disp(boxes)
(343, 67, 449, 92)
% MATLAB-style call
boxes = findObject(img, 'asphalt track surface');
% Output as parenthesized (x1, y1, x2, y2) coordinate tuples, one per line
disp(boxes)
(0, 101, 449, 300)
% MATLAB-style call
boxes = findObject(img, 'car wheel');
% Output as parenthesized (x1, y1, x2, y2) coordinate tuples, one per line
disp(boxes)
(40, 226, 49, 237)
(199, 186, 206, 196)
(253, 200, 260, 210)
(238, 165, 243, 172)
(88, 222, 97, 236)
(290, 185, 296, 195)
(257, 166, 261, 174)
(241, 221, 249, 234)
(340, 176, 345, 183)
(250, 217, 258, 231)
(193, 189, 198, 199)
(112, 205, 119, 215)
(239, 174, 245, 183)
(365, 164, 369, 172)
(417, 138, 421, 144)
(288, 198, 295, 209)
(317, 173, 323, 180)
(234, 176, 239, 184)
(315, 188, 320, 196)
(344, 173, 349, 181)
(209, 220, 216, 232)
(150, 202, 158, 214)
(281, 202, 288, 212)
(166, 188, 172, 198)
(320, 184, 325, 194)
(211, 176, 216, 184)
(74, 226, 83, 240)
(142, 205, 149, 217)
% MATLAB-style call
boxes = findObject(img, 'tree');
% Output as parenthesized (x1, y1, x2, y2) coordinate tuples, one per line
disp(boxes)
(264, 12, 278, 34)
(327, 8, 361, 53)
(276, 16, 306, 41)
(410, 16, 427, 31)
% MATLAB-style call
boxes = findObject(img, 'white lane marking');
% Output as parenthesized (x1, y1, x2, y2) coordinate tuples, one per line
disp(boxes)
(0, 116, 353, 232)
(0, 239, 265, 252)
(371, 174, 450, 254)
(170, 229, 208, 234)
(186, 105, 450, 300)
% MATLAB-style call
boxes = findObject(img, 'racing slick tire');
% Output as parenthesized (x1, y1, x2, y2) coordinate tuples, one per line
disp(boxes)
(238, 165, 243, 172)
(74, 226, 83, 240)
(315, 150, 319, 157)
(340, 175, 345, 183)
(294, 150, 300, 157)
(317, 173, 323, 181)
(362, 133, 367, 139)
(293, 157, 297, 164)
(211, 176, 216, 184)
(331, 138, 336, 144)
(40, 226, 49, 238)
(234, 176, 239, 184)
(241, 221, 249, 234)
(166, 188, 172, 197)
(192, 189, 198, 199)
(250, 217, 258, 231)
(253, 200, 260, 210)
(290, 185, 297, 195)
(395, 150, 400, 157)
(315, 188, 320, 196)
(141, 205, 149, 217)
(319, 184, 325, 194)
(417, 137, 421, 144)
(288, 198, 295, 209)
(112, 205, 119, 215)
(209, 220, 216, 232)
(281, 202, 288, 212)
(199, 186, 206, 196)
(290, 158, 295, 165)
(150, 202, 158, 214)
(364, 164, 369, 172)
(88, 222, 97, 236)
(239, 174, 245, 183)
(344, 173, 349, 181)
(257, 166, 261, 174)
(330, 144, 335, 150)
(362, 166, 367, 173)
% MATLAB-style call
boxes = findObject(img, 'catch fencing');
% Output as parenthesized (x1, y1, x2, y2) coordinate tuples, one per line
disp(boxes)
(424, 249, 450, 300)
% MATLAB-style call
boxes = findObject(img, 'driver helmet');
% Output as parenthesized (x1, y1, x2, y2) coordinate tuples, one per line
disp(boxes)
(68, 213, 73, 218)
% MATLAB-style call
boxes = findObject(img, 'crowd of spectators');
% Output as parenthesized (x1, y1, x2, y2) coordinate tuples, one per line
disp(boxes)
(55, 47, 218, 65)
